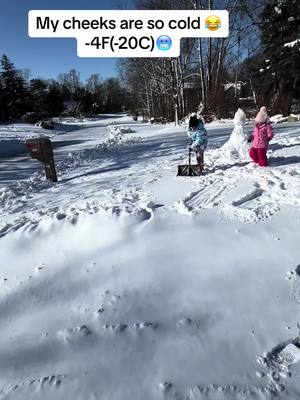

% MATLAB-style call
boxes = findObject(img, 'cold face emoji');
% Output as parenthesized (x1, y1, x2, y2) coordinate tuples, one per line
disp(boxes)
(205, 15, 221, 31)
(157, 35, 172, 51)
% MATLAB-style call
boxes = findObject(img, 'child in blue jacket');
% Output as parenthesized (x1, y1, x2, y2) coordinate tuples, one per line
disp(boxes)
(187, 114, 208, 173)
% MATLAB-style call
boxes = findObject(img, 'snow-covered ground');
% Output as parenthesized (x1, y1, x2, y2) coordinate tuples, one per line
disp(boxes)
(0, 114, 300, 399)
(0, 122, 64, 157)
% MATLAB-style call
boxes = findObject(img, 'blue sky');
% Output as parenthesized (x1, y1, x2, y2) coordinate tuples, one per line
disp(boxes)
(0, 0, 134, 82)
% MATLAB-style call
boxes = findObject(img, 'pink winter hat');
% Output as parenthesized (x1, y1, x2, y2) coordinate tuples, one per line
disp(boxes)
(255, 106, 268, 124)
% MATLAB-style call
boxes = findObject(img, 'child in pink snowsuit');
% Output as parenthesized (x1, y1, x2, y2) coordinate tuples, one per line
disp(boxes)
(249, 106, 274, 167)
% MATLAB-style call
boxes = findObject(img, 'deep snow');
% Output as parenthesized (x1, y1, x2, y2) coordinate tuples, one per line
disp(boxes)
(0, 114, 300, 400)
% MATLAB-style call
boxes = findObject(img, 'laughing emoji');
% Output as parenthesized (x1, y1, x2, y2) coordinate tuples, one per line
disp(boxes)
(205, 15, 221, 31)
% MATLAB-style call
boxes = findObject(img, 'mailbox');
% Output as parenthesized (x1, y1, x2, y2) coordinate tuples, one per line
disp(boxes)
(26, 138, 58, 182)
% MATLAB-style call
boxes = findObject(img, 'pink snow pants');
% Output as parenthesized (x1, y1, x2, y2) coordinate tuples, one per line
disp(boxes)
(249, 147, 268, 167)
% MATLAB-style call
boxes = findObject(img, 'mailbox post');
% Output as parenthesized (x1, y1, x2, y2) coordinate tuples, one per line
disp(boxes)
(26, 138, 58, 182)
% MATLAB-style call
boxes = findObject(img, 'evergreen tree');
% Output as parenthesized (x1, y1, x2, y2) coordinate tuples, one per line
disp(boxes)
(255, 0, 300, 114)
(29, 78, 48, 112)
(0, 54, 28, 119)
(44, 84, 64, 116)
(0, 75, 5, 121)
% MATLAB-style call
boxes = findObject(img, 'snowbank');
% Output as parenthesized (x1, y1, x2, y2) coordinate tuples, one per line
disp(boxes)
(0, 139, 27, 157)
(58, 130, 142, 173)
(270, 114, 288, 124)
(290, 113, 300, 121)
(270, 114, 300, 124)
(56, 113, 135, 126)
(109, 125, 135, 136)
(0, 123, 60, 158)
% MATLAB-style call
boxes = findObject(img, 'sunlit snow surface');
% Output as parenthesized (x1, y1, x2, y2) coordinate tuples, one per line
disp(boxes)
(0, 114, 300, 399)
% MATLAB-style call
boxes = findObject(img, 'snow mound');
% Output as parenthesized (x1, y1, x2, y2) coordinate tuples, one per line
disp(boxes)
(291, 113, 300, 121)
(270, 114, 300, 124)
(270, 114, 289, 124)
(58, 132, 142, 172)
(0, 174, 51, 211)
(109, 125, 135, 136)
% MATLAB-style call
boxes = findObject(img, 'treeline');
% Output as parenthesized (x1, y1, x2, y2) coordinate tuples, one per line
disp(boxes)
(240, 0, 300, 116)
(119, 0, 300, 121)
(0, 55, 129, 122)
(1, 0, 299, 124)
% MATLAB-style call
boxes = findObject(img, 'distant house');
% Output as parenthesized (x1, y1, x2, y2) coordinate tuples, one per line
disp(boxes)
(222, 81, 255, 114)
(223, 81, 245, 93)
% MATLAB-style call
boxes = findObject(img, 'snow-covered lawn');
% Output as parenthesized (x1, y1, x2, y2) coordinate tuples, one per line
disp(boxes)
(0, 114, 300, 399)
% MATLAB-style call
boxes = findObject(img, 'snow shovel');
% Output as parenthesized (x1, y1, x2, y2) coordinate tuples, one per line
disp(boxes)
(177, 146, 200, 176)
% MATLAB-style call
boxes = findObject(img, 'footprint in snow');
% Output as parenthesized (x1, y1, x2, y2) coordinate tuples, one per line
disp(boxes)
(177, 316, 209, 329)
(146, 201, 164, 210)
(286, 265, 300, 304)
(56, 212, 66, 221)
(34, 265, 44, 273)
(1, 375, 67, 396)
(102, 321, 159, 333)
(256, 337, 300, 393)
(188, 384, 257, 397)
(101, 290, 121, 306)
(157, 382, 172, 392)
(103, 323, 128, 332)
(177, 317, 192, 327)
(58, 325, 92, 342)
(133, 321, 158, 330)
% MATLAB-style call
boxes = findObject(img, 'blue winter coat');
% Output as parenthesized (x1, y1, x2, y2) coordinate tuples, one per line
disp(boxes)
(187, 122, 208, 150)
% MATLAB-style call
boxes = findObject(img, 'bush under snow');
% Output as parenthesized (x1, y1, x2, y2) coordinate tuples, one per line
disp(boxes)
(270, 114, 300, 124)
(109, 126, 135, 137)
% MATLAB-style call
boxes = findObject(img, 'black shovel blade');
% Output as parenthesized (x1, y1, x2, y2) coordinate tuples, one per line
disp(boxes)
(177, 164, 200, 176)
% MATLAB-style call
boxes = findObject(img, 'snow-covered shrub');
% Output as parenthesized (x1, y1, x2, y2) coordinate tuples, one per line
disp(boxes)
(36, 120, 55, 130)
(152, 117, 170, 124)
(109, 126, 135, 136)
(270, 114, 288, 124)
